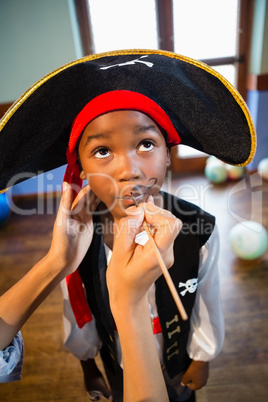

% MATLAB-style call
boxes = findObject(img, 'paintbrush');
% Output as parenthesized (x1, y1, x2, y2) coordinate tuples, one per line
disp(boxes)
(130, 192, 188, 321)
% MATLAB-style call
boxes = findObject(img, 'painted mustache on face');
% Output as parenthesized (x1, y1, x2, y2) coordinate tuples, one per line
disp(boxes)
(131, 178, 157, 195)
(118, 178, 158, 201)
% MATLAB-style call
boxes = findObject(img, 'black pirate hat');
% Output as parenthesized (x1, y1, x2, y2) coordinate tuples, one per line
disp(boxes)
(0, 49, 256, 192)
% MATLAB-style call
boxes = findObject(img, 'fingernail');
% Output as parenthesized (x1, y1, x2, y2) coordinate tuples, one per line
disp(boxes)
(87, 390, 104, 401)
(126, 206, 142, 214)
(147, 195, 154, 203)
(62, 182, 68, 193)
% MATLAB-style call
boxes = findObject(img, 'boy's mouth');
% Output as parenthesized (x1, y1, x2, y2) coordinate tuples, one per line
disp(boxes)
(116, 178, 157, 205)
(132, 178, 157, 193)
(119, 193, 146, 204)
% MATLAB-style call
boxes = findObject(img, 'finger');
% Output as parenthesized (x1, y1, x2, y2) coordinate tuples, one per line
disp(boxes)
(113, 207, 144, 255)
(147, 194, 155, 205)
(72, 185, 100, 214)
(71, 185, 90, 211)
(115, 206, 144, 240)
(181, 381, 197, 391)
(136, 201, 181, 253)
(144, 208, 181, 239)
(62, 181, 73, 208)
(181, 374, 197, 390)
(142, 198, 173, 218)
(181, 375, 191, 387)
(56, 182, 73, 227)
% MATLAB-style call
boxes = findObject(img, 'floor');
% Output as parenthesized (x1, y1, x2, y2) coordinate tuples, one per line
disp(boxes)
(0, 171, 267, 401)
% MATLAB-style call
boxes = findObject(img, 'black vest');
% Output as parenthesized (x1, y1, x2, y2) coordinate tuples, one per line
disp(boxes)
(79, 192, 215, 378)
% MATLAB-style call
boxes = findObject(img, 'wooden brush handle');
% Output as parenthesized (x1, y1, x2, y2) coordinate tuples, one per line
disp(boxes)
(143, 221, 188, 321)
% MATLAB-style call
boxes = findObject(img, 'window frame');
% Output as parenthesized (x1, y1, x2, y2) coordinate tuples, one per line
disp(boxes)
(74, 0, 253, 173)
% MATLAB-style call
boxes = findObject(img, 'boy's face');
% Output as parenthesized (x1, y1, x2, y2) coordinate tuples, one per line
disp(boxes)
(78, 110, 171, 220)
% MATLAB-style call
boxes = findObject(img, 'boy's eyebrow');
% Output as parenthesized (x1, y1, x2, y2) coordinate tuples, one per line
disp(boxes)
(83, 124, 160, 147)
(83, 133, 111, 147)
(134, 124, 160, 134)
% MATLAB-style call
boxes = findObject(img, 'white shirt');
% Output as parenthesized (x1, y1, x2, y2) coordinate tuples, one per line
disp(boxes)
(61, 225, 224, 363)
(0, 331, 24, 382)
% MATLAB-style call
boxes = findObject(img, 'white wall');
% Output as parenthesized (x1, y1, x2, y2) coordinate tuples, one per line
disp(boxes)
(250, 0, 268, 75)
(0, 0, 78, 102)
(0, 0, 80, 194)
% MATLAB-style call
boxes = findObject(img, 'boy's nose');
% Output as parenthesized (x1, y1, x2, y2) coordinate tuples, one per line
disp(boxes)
(117, 155, 142, 182)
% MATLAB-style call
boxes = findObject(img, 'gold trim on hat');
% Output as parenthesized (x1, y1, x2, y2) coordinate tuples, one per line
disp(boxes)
(0, 49, 256, 167)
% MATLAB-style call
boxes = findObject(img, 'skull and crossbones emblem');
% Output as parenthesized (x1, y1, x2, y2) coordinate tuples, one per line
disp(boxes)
(179, 278, 198, 296)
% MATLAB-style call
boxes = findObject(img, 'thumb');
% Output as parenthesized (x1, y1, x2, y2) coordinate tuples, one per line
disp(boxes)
(181, 372, 191, 387)
(113, 206, 144, 255)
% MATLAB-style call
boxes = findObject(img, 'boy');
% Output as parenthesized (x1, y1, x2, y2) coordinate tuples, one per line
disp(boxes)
(0, 50, 256, 401)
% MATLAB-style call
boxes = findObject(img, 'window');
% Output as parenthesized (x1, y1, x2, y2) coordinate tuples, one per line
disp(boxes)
(74, 0, 253, 172)
(173, 0, 239, 160)
(173, 0, 238, 75)
(88, 0, 158, 52)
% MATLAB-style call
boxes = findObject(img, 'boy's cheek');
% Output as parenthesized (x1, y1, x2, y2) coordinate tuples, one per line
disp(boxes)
(88, 180, 116, 206)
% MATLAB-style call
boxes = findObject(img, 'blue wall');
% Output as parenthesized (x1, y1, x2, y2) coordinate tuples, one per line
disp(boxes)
(7, 166, 67, 197)
(247, 90, 268, 168)
(247, 0, 268, 169)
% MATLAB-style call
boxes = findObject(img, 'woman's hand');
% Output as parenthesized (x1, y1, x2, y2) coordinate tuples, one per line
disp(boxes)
(48, 182, 99, 275)
(107, 196, 182, 308)
(106, 196, 180, 402)
(0, 183, 99, 350)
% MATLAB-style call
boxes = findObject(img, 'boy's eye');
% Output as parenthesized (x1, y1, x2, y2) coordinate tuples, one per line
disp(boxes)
(93, 147, 110, 159)
(139, 141, 155, 152)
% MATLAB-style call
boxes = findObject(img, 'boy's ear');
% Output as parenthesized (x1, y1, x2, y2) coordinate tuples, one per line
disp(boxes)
(166, 148, 171, 167)
(80, 170, 87, 180)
